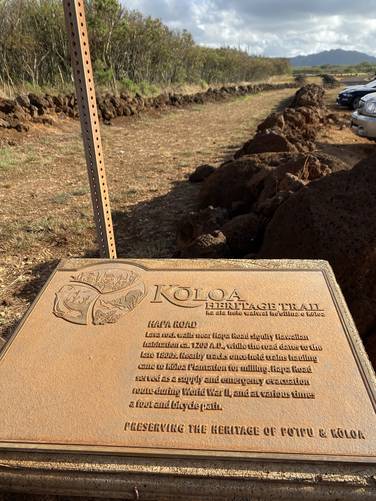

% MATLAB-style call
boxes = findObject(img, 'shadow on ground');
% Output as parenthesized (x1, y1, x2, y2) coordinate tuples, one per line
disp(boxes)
(113, 179, 199, 258)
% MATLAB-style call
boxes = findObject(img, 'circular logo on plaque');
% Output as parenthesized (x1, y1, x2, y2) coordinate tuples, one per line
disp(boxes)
(53, 268, 146, 326)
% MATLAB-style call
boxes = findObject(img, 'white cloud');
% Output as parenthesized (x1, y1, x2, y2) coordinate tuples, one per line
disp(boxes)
(123, 0, 376, 57)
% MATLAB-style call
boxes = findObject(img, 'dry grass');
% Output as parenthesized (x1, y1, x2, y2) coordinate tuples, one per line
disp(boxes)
(0, 88, 295, 340)
(0, 77, 293, 99)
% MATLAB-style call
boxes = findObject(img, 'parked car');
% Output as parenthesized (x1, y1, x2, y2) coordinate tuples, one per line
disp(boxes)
(351, 92, 376, 140)
(337, 79, 376, 109)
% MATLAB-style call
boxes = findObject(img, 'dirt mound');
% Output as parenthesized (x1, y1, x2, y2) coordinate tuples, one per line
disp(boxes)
(178, 85, 344, 260)
(177, 83, 349, 260)
(0, 99, 30, 132)
(189, 164, 216, 183)
(199, 152, 346, 213)
(177, 150, 346, 260)
(290, 84, 325, 108)
(294, 75, 307, 86)
(221, 213, 262, 256)
(321, 74, 340, 88)
(259, 154, 376, 348)
(0, 82, 297, 132)
(235, 85, 328, 157)
(176, 206, 228, 251)
(234, 129, 298, 156)
(178, 230, 230, 258)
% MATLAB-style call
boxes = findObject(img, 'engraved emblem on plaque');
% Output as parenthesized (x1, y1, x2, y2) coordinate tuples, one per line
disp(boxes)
(53, 268, 146, 325)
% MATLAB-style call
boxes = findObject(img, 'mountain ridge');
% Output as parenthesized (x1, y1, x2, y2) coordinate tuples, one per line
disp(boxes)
(290, 49, 376, 67)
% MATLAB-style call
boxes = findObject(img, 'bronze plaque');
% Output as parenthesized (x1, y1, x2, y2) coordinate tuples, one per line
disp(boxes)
(0, 259, 375, 463)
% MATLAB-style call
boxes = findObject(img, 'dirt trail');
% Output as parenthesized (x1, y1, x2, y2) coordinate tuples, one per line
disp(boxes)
(0, 88, 294, 340)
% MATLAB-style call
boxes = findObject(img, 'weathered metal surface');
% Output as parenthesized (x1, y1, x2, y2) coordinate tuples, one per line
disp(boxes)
(63, 0, 117, 258)
(0, 259, 375, 463)
(0, 451, 375, 500)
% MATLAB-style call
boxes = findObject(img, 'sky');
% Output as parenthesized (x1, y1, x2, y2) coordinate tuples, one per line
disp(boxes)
(124, 0, 376, 57)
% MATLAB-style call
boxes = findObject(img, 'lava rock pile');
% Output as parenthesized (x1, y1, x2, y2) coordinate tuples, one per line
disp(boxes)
(178, 84, 376, 364)
(0, 82, 297, 133)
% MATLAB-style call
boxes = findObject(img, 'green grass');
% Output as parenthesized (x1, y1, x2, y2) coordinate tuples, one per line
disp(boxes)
(125, 188, 138, 195)
(0, 81, 75, 99)
(51, 192, 72, 204)
(71, 187, 89, 196)
(0, 148, 19, 171)
(119, 78, 161, 97)
(180, 151, 194, 158)
(0, 146, 52, 172)
(238, 95, 252, 101)
(23, 216, 58, 233)
(22, 214, 90, 234)
(0, 214, 92, 253)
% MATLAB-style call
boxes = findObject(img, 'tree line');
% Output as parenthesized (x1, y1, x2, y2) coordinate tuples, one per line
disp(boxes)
(0, 0, 291, 92)
(294, 61, 376, 76)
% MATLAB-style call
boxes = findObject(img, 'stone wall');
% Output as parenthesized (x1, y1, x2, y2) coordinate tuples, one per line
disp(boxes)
(0, 82, 298, 132)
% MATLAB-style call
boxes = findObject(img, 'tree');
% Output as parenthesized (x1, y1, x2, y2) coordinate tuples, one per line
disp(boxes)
(0, 0, 291, 90)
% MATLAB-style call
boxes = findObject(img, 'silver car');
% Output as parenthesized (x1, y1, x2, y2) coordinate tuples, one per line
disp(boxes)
(351, 92, 376, 140)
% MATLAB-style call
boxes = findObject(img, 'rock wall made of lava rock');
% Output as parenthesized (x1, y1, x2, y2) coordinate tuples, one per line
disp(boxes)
(0, 82, 298, 133)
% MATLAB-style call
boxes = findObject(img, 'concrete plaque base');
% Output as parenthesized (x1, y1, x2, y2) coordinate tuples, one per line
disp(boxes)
(0, 259, 375, 499)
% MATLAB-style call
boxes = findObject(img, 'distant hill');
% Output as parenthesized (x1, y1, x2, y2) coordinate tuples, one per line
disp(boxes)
(290, 49, 376, 67)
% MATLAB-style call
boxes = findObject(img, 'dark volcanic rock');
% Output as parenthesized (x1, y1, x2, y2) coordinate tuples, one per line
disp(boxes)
(278, 172, 307, 193)
(177, 206, 228, 250)
(252, 100, 328, 156)
(321, 74, 340, 88)
(0, 118, 10, 128)
(257, 112, 285, 132)
(364, 333, 376, 369)
(256, 191, 291, 218)
(189, 164, 216, 183)
(179, 231, 230, 258)
(221, 213, 262, 256)
(235, 129, 297, 158)
(199, 155, 264, 212)
(290, 84, 325, 108)
(234, 86, 327, 160)
(259, 154, 376, 340)
(28, 93, 49, 110)
(0, 99, 17, 114)
(15, 94, 30, 109)
(199, 152, 345, 213)
(1, 82, 297, 132)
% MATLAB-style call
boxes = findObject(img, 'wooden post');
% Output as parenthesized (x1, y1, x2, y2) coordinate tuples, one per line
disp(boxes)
(63, 0, 117, 259)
